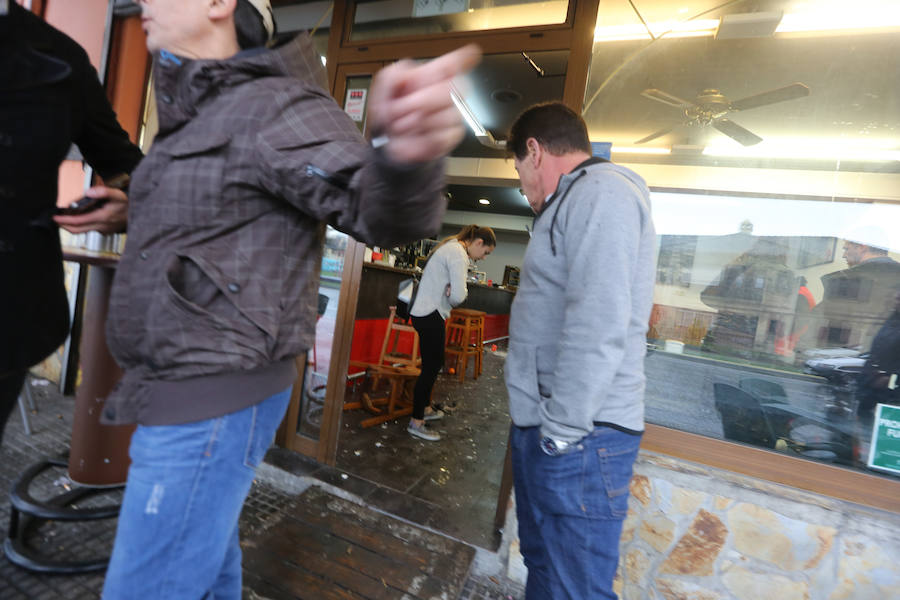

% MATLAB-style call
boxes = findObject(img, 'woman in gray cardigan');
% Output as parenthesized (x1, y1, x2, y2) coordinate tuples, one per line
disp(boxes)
(408, 225, 496, 440)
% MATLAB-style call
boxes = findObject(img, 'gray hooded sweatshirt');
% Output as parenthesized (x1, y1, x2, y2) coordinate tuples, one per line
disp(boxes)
(505, 158, 656, 443)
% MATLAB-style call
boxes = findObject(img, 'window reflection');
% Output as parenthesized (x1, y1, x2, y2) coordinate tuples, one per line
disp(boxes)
(645, 193, 900, 476)
(584, 0, 900, 477)
(297, 226, 349, 439)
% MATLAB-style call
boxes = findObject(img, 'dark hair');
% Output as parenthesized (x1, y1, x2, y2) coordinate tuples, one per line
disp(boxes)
(454, 224, 496, 248)
(427, 224, 497, 260)
(507, 102, 592, 160)
(234, 0, 271, 49)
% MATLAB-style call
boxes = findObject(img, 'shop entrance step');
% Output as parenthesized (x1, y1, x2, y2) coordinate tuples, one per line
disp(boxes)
(241, 485, 476, 600)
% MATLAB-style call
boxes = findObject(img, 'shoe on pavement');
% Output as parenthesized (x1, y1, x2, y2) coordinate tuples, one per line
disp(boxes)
(423, 408, 445, 422)
(408, 421, 441, 441)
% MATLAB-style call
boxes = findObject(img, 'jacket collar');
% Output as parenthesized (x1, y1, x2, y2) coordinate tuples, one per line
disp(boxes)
(152, 33, 327, 136)
(537, 155, 609, 217)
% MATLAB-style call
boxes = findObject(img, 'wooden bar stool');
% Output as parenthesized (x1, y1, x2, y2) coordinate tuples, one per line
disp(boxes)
(445, 308, 486, 382)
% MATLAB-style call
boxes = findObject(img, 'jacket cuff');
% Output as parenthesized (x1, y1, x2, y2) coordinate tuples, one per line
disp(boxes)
(371, 143, 442, 177)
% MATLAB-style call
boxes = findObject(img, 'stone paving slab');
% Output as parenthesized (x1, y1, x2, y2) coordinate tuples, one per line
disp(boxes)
(0, 377, 522, 599)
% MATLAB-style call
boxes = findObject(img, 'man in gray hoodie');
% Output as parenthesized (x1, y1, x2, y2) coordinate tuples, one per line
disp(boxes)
(505, 103, 656, 599)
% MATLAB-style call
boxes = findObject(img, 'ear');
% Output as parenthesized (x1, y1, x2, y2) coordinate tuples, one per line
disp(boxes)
(526, 137, 543, 167)
(208, 0, 238, 22)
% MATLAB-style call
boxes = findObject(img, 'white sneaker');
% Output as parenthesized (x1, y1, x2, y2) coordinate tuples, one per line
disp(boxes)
(408, 421, 441, 441)
(423, 408, 445, 422)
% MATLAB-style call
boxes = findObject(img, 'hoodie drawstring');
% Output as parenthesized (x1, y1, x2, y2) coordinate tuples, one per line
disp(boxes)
(548, 170, 587, 256)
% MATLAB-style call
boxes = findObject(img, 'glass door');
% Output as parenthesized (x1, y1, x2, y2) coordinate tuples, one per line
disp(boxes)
(278, 63, 384, 464)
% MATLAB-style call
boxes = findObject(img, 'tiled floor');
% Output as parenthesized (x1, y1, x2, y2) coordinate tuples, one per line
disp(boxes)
(332, 343, 512, 550)
(0, 369, 523, 599)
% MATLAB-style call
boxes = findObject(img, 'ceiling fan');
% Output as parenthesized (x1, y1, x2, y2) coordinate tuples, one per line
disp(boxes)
(634, 83, 810, 146)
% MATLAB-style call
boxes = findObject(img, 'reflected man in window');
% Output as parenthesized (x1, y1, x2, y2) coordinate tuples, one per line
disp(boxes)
(799, 230, 900, 358)
(505, 103, 656, 599)
(858, 286, 900, 416)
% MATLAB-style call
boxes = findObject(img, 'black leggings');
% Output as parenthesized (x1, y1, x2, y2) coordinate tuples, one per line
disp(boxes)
(0, 369, 28, 447)
(411, 311, 445, 420)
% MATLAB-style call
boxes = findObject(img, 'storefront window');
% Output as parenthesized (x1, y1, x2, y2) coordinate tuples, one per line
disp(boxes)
(350, 0, 569, 42)
(584, 0, 900, 478)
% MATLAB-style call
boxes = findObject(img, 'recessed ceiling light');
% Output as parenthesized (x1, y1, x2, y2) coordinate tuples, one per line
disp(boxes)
(491, 89, 522, 104)
(478, 198, 491, 205)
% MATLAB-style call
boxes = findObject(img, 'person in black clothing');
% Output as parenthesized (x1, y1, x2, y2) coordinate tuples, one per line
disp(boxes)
(0, 2, 143, 444)
(858, 288, 900, 415)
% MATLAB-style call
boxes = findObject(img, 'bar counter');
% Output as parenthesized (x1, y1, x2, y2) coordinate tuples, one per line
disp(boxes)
(348, 262, 514, 367)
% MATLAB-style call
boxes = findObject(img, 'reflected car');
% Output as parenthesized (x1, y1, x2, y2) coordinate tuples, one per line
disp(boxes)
(803, 353, 867, 378)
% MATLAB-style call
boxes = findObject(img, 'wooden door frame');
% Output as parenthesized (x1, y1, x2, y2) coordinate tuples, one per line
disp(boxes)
(277, 62, 385, 463)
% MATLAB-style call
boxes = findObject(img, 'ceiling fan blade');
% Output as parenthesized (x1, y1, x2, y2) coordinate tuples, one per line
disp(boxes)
(640, 89, 695, 108)
(713, 119, 763, 146)
(634, 126, 676, 144)
(730, 83, 810, 111)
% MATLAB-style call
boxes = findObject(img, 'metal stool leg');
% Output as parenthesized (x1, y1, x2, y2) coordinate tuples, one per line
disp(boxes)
(24, 382, 36, 411)
(17, 394, 32, 436)
(4, 457, 122, 573)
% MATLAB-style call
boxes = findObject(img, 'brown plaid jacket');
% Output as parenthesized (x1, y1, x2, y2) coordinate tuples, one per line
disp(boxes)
(103, 34, 446, 423)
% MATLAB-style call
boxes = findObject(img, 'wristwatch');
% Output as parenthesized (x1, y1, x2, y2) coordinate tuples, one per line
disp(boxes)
(540, 435, 574, 456)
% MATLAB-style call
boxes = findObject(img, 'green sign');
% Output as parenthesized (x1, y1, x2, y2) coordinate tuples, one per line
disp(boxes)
(867, 404, 900, 475)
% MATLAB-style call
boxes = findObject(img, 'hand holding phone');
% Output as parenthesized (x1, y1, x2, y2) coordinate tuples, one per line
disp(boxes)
(55, 195, 109, 216)
(53, 174, 131, 234)
(56, 173, 129, 215)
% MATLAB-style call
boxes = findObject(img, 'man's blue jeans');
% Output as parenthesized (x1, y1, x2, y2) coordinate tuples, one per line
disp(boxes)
(102, 387, 292, 599)
(511, 424, 641, 600)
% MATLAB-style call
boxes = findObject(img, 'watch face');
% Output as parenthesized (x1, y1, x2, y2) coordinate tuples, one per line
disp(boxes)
(540, 436, 558, 456)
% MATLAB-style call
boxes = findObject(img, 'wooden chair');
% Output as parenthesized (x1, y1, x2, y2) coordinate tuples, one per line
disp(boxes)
(444, 308, 486, 382)
(379, 306, 421, 369)
(342, 307, 422, 427)
(342, 363, 419, 428)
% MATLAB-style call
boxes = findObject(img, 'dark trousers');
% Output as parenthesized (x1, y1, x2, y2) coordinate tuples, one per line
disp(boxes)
(411, 311, 445, 420)
(0, 369, 28, 447)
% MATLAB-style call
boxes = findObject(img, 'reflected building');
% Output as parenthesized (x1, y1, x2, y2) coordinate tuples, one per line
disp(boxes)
(649, 220, 900, 367)
(699, 234, 796, 360)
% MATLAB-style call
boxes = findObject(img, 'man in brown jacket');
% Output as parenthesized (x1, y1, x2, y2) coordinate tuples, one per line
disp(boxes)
(56, 0, 478, 597)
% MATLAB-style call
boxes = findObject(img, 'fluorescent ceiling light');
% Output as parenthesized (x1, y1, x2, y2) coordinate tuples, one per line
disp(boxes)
(776, 10, 900, 34)
(478, 198, 491, 205)
(594, 3, 900, 43)
(611, 147, 672, 155)
(703, 138, 900, 162)
(450, 87, 485, 137)
(450, 85, 506, 150)
(594, 19, 719, 42)
(716, 12, 783, 39)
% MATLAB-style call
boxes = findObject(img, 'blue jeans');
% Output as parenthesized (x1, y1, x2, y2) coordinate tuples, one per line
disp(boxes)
(511, 424, 641, 600)
(102, 387, 292, 599)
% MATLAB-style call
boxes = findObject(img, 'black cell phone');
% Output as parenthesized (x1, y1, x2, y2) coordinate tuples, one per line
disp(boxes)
(55, 195, 109, 216)
(55, 173, 129, 216)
